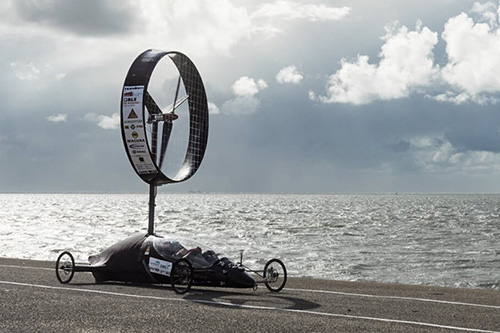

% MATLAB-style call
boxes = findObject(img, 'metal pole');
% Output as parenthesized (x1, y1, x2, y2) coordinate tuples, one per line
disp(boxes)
(148, 183, 156, 235)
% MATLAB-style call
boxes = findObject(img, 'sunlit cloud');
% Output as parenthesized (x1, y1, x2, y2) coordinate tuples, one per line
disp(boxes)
(276, 65, 303, 84)
(85, 113, 120, 130)
(232, 76, 268, 97)
(439, 5, 500, 104)
(312, 2, 500, 106)
(312, 21, 438, 105)
(137, 1, 351, 56)
(221, 76, 269, 114)
(408, 136, 500, 173)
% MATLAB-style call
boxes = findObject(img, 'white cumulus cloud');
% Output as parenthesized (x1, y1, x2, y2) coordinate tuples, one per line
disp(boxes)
(232, 76, 268, 96)
(276, 65, 303, 84)
(221, 76, 268, 114)
(439, 7, 500, 104)
(409, 136, 500, 173)
(85, 113, 120, 130)
(313, 2, 500, 106)
(124, 1, 352, 57)
(313, 21, 438, 105)
(471, 1, 498, 27)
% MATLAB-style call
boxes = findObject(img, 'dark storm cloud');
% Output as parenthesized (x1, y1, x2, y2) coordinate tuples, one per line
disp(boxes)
(445, 114, 500, 154)
(387, 139, 410, 153)
(199, 86, 500, 193)
(13, 0, 139, 36)
(0, 113, 134, 193)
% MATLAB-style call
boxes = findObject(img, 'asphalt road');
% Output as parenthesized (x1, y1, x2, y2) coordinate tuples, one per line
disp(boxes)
(1, 257, 499, 332)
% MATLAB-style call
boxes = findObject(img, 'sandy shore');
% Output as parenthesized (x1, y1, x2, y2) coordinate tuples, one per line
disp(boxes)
(1, 257, 499, 332)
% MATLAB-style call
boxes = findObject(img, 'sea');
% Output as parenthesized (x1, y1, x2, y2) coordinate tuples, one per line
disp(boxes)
(0, 193, 499, 290)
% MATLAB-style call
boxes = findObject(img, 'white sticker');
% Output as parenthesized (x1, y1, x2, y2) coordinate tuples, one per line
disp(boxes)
(148, 257, 173, 277)
(122, 86, 158, 175)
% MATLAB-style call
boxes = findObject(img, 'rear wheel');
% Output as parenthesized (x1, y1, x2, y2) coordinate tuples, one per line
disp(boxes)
(264, 259, 287, 292)
(56, 251, 75, 284)
(170, 258, 193, 294)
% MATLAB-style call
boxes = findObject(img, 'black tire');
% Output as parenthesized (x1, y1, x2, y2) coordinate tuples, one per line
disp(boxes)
(56, 251, 75, 284)
(264, 258, 287, 292)
(170, 258, 193, 294)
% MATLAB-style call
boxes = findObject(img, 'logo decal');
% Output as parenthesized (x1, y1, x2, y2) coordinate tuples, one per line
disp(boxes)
(128, 109, 138, 119)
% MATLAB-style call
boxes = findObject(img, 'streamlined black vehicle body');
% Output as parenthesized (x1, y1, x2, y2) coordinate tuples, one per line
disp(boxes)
(56, 234, 287, 294)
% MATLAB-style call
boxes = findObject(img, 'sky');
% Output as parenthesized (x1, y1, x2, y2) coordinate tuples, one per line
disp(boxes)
(1, 0, 500, 194)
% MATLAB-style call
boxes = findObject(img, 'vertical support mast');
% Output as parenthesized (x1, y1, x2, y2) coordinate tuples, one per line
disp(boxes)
(148, 183, 156, 235)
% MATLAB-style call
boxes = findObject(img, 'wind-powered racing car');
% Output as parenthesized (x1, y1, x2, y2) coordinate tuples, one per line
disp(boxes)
(55, 50, 287, 294)
(56, 233, 287, 294)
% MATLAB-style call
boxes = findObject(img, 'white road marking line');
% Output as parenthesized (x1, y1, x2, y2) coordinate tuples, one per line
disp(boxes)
(0, 264, 53, 271)
(3, 263, 500, 310)
(1, 280, 499, 333)
(288, 287, 500, 310)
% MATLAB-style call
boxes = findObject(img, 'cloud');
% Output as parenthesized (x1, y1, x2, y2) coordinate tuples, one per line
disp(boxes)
(408, 135, 500, 173)
(276, 65, 303, 84)
(313, 21, 438, 105)
(139, 1, 351, 56)
(232, 76, 268, 96)
(220, 76, 268, 114)
(85, 113, 120, 130)
(221, 96, 261, 115)
(439, 7, 500, 104)
(252, 1, 350, 22)
(11, 62, 40, 81)
(249, 1, 351, 38)
(471, 1, 498, 27)
(148, 0, 254, 56)
(0, 1, 352, 73)
(47, 113, 67, 123)
(431, 91, 471, 104)
(55, 73, 66, 81)
(12, 0, 140, 36)
(208, 101, 220, 114)
(312, 2, 500, 106)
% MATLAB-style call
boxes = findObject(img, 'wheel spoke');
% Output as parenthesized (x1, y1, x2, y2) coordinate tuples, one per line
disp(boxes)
(170, 258, 193, 294)
(55, 251, 75, 284)
(264, 259, 287, 292)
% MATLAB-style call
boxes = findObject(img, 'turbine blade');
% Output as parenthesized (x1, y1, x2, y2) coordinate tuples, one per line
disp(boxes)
(158, 121, 173, 169)
(145, 92, 162, 115)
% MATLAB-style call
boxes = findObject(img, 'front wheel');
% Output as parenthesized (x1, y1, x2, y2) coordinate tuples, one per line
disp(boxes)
(170, 258, 193, 294)
(264, 258, 287, 292)
(56, 251, 75, 284)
